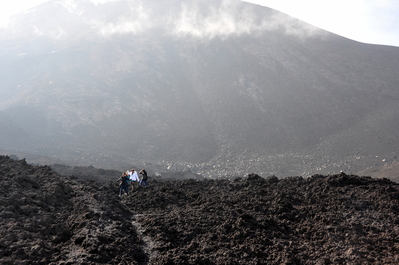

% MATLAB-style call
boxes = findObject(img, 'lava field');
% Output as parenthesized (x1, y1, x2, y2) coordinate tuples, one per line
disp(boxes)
(1, 155, 399, 264)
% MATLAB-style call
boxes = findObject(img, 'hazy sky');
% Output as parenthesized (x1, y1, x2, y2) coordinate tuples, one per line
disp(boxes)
(246, 0, 399, 46)
(0, 0, 47, 27)
(0, 0, 398, 46)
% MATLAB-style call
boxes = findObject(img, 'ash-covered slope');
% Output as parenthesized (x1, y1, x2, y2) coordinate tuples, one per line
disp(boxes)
(2, 155, 399, 264)
(1, 0, 399, 177)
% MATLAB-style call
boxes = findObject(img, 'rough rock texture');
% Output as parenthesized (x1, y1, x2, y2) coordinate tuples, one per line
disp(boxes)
(1, 155, 399, 264)
(127, 174, 399, 264)
(0, 156, 146, 265)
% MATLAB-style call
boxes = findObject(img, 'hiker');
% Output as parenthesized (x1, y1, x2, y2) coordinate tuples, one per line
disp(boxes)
(139, 169, 148, 187)
(129, 169, 140, 191)
(118, 172, 130, 196)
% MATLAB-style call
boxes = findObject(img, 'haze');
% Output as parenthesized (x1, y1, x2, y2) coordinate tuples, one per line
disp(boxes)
(1, 0, 399, 179)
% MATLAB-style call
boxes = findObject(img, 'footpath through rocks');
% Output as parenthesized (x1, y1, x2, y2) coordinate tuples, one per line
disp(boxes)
(1, 155, 399, 264)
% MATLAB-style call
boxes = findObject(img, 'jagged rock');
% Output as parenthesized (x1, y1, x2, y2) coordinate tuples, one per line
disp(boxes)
(1, 155, 399, 264)
(0, 156, 146, 264)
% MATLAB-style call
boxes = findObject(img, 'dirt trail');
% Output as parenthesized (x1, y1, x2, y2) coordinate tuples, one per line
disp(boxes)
(131, 213, 161, 264)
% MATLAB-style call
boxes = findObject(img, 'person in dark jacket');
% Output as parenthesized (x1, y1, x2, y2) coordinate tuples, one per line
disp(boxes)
(139, 169, 148, 187)
(118, 172, 130, 196)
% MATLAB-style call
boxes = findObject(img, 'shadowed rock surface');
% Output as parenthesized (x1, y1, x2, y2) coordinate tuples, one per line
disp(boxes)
(1, 155, 399, 264)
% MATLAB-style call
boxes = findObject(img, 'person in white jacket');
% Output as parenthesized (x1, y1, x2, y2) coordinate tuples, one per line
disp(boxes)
(129, 169, 140, 191)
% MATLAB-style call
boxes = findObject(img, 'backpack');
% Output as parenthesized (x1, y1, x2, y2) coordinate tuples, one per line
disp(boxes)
(121, 175, 129, 185)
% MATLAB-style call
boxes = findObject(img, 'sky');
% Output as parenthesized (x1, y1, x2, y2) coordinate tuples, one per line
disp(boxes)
(0, 0, 398, 47)
(246, 0, 399, 46)
(0, 0, 48, 27)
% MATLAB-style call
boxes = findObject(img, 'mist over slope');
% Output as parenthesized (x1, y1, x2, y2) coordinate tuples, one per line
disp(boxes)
(1, 0, 399, 177)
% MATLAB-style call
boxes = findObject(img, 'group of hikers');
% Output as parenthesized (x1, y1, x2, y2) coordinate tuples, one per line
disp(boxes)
(118, 169, 148, 196)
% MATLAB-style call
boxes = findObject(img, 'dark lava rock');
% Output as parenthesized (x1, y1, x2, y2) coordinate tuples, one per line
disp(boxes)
(0, 156, 146, 265)
(127, 173, 399, 264)
(2, 155, 399, 264)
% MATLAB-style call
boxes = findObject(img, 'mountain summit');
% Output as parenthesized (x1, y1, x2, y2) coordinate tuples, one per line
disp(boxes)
(1, 0, 399, 177)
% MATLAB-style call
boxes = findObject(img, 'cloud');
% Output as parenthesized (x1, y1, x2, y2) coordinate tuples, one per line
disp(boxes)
(170, 0, 325, 40)
(60, 0, 84, 15)
(89, 0, 121, 5)
(3, 0, 326, 41)
(95, 4, 151, 35)
(171, 0, 257, 38)
(94, 0, 326, 40)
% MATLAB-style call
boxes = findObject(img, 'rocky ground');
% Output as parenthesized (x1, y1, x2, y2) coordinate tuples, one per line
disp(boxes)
(1, 155, 399, 264)
(0, 156, 145, 265)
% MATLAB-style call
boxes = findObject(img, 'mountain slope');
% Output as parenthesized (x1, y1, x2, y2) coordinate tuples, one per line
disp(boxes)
(1, 0, 399, 177)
